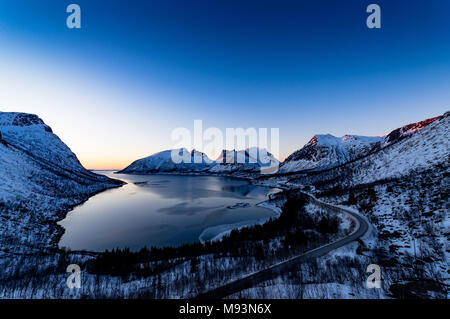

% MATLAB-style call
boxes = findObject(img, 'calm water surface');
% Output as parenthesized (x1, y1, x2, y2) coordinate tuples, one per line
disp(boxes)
(58, 171, 279, 251)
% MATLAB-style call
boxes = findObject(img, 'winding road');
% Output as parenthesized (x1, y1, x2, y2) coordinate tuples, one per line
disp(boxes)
(196, 193, 369, 299)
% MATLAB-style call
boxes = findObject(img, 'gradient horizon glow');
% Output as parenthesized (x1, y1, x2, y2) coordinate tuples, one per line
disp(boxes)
(0, 0, 449, 169)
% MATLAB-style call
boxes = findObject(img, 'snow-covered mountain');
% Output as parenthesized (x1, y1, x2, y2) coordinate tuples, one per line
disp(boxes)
(382, 115, 443, 146)
(282, 112, 449, 299)
(280, 134, 383, 173)
(118, 148, 214, 174)
(280, 115, 444, 173)
(0, 112, 122, 253)
(209, 148, 279, 174)
(289, 111, 449, 187)
(119, 147, 280, 175)
(344, 112, 449, 185)
(1, 110, 447, 299)
(1, 112, 88, 173)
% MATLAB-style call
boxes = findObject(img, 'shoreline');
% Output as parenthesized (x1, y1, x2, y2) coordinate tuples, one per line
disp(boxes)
(57, 171, 290, 253)
(198, 200, 283, 243)
(53, 179, 126, 255)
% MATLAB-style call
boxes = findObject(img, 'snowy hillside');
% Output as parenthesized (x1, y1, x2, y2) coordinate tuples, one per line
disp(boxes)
(282, 112, 449, 299)
(280, 114, 444, 174)
(289, 112, 449, 187)
(382, 115, 442, 146)
(0, 113, 86, 173)
(0, 110, 447, 299)
(0, 112, 122, 254)
(280, 134, 382, 173)
(349, 113, 448, 185)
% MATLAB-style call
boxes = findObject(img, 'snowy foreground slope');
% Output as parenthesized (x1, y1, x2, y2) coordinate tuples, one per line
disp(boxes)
(264, 112, 449, 299)
(119, 147, 279, 175)
(280, 115, 443, 173)
(0, 112, 123, 254)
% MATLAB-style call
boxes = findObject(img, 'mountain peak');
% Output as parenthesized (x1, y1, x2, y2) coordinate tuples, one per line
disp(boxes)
(0, 112, 52, 132)
(281, 112, 447, 174)
(383, 115, 443, 146)
(306, 135, 318, 146)
(281, 133, 382, 173)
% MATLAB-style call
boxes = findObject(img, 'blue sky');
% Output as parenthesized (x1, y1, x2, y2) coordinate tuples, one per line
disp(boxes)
(0, 0, 449, 168)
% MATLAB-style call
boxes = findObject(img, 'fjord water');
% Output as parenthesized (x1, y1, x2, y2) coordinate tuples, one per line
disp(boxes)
(58, 171, 279, 252)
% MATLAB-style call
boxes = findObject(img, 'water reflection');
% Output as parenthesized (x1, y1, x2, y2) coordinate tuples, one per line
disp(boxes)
(58, 171, 278, 251)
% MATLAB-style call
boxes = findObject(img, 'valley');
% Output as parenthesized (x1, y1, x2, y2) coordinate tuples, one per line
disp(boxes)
(0, 111, 448, 299)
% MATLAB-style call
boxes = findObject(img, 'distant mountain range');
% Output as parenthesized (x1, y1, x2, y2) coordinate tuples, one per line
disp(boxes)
(119, 113, 445, 176)
(118, 147, 280, 175)
(117, 148, 213, 174)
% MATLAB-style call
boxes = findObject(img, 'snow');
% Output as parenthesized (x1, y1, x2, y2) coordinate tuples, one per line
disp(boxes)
(118, 148, 214, 174)
(283, 113, 449, 185)
(0, 112, 86, 173)
(309, 134, 382, 147)
(280, 114, 443, 174)
(280, 134, 382, 173)
(345, 114, 448, 185)
(227, 202, 251, 209)
(120, 147, 279, 175)
(0, 112, 122, 254)
(199, 200, 282, 243)
(1, 110, 447, 299)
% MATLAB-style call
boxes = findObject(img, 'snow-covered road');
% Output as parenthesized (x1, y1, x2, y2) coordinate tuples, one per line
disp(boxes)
(195, 193, 369, 299)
